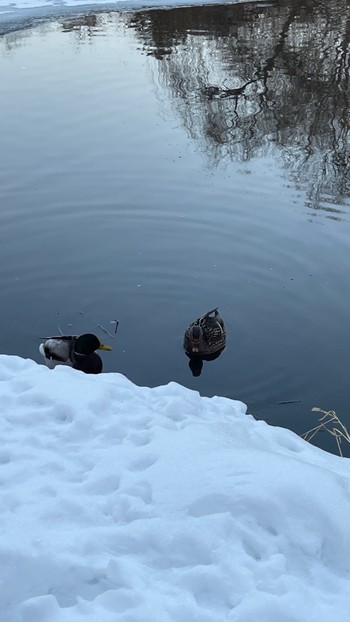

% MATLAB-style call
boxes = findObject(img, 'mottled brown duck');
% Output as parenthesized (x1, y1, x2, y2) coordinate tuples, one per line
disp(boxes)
(183, 308, 226, 356)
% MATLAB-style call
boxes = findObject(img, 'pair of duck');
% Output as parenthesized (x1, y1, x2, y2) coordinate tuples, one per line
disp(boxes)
(40, 307, 226, 374)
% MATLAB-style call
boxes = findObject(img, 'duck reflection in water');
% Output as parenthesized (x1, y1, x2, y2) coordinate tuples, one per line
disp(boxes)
(183, 307, 227, 376)
(186, 347, 226, 377)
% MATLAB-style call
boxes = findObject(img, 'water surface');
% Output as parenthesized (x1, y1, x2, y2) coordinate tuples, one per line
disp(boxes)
(1, 0, 350, 454)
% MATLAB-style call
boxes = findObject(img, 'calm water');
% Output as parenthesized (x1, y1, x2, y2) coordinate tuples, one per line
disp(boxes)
(1, 0, 350, 454)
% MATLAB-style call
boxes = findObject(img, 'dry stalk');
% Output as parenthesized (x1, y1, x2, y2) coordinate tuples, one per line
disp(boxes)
(301, 408, 350, 457)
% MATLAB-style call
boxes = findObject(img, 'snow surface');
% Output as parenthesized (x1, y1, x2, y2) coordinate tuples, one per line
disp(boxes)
(1, 354, 350, 621)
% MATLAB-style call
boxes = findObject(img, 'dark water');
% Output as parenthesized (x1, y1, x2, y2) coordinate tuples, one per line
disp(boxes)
(1, 0, 350, 455)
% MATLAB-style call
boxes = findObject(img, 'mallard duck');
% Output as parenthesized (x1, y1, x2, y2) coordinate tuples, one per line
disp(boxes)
(183, 307, 226, 356)
(39, 333, 112, 374)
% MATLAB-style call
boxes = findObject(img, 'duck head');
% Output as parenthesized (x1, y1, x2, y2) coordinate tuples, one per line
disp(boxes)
(188, 325, 203, 354)
(73, 333, 112, 356)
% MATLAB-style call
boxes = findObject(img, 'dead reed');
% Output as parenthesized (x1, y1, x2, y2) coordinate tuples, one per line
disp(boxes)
(302, 408, 350, 457)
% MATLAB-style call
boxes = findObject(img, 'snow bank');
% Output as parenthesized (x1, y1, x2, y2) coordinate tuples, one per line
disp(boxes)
(1, 354, 350, 621)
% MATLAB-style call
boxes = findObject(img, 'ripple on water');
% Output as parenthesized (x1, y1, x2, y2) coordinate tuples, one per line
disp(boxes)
(1, 8, 350, 456)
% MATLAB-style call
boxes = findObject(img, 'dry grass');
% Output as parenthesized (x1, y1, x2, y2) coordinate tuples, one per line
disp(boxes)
(302, 408, 350, 457)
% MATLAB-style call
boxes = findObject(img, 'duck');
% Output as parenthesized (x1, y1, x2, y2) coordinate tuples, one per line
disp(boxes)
(39, 333, 112, 374)
(183, 307, 226, 357)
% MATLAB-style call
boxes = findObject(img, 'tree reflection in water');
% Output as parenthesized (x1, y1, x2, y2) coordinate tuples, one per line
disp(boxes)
(127, 0, 350, 217)
(4, 0, 348, 219)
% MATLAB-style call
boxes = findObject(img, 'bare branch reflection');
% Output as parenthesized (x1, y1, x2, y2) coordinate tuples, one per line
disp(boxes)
(128, 0, 350, 214)
(1, 0, 349, 217)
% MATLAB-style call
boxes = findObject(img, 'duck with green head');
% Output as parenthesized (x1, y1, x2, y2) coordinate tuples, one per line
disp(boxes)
(39, 333, 112, 374)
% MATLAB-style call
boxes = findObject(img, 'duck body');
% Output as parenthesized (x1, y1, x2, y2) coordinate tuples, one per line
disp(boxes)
(183, 307, 226, 357)
(39, 333, 112, 374)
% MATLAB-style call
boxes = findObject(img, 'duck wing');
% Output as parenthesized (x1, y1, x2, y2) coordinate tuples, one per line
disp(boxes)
(38, 335, 78, 341)
(197, 307, 219, 325)
(40, 336, 76, 362)
(201, 310, 226, 351)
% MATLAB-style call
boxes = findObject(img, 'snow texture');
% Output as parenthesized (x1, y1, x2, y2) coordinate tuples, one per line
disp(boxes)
(1, 354, 350, 621)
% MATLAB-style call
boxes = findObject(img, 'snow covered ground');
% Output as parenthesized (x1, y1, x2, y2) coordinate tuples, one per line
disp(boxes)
(1, 354, 350, 621)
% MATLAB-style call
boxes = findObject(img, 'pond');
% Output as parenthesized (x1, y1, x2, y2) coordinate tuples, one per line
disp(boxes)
(1, 0, 350, 455)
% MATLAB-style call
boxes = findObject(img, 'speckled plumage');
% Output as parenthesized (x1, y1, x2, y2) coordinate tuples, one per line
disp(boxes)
(183, 307, 226, 356)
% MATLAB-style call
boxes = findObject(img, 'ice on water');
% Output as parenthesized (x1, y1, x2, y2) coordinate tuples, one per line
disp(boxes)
(0, 0, 246, 19)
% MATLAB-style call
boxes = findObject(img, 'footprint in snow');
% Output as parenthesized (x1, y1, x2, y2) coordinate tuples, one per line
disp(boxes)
(128, 454, 158, 472)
